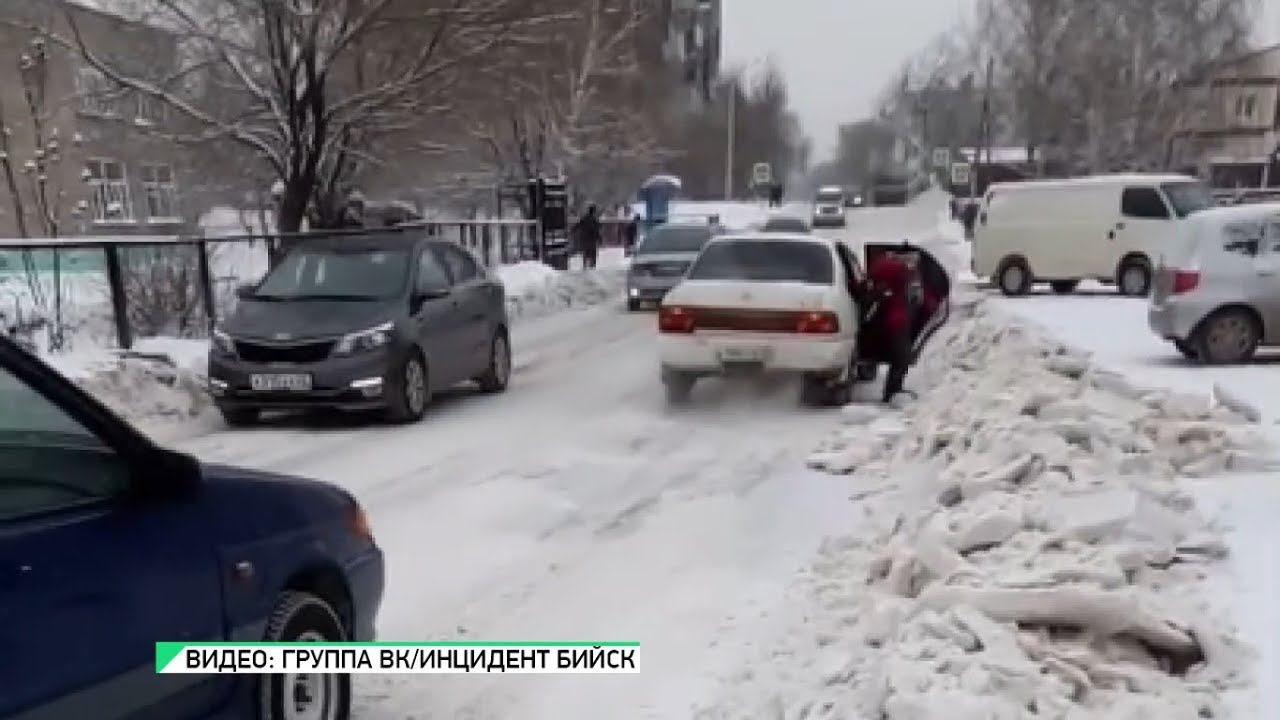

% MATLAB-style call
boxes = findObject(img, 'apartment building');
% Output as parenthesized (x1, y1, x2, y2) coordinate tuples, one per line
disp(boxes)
(1169, 44, 1280, 189)
(0, 0, 228, 238)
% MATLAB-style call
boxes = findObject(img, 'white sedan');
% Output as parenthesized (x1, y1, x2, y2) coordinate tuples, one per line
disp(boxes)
(657, 232, 875, 406)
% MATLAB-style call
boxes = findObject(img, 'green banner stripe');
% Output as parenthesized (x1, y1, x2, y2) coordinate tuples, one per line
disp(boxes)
(154, 642, 186, 673)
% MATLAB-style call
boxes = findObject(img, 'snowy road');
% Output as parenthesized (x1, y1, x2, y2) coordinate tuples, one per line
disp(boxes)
(166, 195, 958, 718)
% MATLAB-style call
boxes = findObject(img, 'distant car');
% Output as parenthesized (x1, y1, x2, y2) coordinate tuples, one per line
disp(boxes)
(657, 233, 876, 406)
(626, 222, 719, 310)
(1149, 202, 1280, 364)
(0, 334, 383, 719)
(209, 233, 511, 426)
(762, 214, 811, 233)
(844, 186, 866, 208)
(871, 173, 910, 206)
(812, 187, 847, 228)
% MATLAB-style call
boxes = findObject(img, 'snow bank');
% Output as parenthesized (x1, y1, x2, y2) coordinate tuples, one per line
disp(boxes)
(497, 258, 626, 322)
(704, 296, 1270, 719)
(49, 348, 211, 430)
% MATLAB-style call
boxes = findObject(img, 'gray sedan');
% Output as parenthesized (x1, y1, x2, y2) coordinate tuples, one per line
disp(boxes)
(626, 222, 718, 310)
(208, 234, 510, 425)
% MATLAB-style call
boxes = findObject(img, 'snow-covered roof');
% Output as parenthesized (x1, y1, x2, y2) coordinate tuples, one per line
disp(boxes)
(991, 173, 1198, 191)
(958, 147, 1036, 165)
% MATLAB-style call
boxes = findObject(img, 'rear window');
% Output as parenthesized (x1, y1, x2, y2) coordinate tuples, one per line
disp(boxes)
(815, 192, 843, 203)
(688, 240, 834, 284)
(638, 226, 713, 254)
(1161, 182, 1213, 218)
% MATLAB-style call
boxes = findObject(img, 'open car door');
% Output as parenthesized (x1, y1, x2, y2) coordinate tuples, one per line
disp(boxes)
(858, 242, 952, 366)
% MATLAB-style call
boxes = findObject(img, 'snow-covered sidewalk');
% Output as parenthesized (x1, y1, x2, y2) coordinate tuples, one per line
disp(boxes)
(702, 294, 1270, 719)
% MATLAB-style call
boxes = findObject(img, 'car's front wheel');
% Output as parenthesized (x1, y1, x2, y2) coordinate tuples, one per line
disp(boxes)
(476, 330, 511, 393)
(258, 591, 350, 720)
(385, 353, 430, 423)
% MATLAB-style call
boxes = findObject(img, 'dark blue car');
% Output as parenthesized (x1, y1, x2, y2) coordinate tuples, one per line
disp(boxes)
(0, 336, 384, 719)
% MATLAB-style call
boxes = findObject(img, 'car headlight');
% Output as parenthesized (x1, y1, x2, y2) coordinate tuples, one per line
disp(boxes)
(211, 327, 236, 355)
(333, 322, 394, 356)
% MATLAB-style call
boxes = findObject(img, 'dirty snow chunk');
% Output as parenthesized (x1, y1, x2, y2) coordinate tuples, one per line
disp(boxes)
(706, 297, 1268, 720)
(1210, 383, 1262, 424)
(54, 352, 210, 426)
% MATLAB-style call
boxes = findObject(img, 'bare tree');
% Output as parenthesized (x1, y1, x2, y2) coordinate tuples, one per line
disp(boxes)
(50, 0, 549, 240)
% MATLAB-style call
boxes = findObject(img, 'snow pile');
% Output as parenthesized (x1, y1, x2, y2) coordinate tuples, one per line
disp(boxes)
(498, 261, 626, 321)
(708, 298, 1272, 719)
(52, 349, 210, 427)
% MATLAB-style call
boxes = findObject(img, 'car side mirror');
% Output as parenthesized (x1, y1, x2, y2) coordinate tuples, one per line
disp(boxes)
(130, 447, 201, 503)
(235, 283, 258, 301)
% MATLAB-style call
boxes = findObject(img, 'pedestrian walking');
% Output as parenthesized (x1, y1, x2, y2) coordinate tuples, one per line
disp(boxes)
(624, 214, 641, 255)
(867, 250, 915, 404)
(573, 204, 602, 269)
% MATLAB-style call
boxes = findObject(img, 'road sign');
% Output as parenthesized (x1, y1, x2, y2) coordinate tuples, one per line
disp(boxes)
(752, 162, 772, 186)
(951, 162, 971, 186)
(932, 148, 950, 168)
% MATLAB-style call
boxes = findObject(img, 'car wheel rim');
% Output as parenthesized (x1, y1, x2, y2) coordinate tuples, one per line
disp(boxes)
(283, 630, 334, 720)
(405, 359, 427, 414)
(1122, 267, 1147, 295)
(494, 335, 510, 385)
(1003, 266, 1024, 292)
(1208, 318, 1251, 359)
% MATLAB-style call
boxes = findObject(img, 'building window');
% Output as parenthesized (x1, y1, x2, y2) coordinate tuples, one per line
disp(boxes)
(85, 159, 133, 223)
(76, 67, 120, 118)
(134, 92, 164, 126)
(1235, 93, 1258, 121)
(140, 164, 180, 222)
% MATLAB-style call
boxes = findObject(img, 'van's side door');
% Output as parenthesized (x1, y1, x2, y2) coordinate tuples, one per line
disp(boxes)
(1113, 186, 1173, 278)
(1258, 219, 1280, 343)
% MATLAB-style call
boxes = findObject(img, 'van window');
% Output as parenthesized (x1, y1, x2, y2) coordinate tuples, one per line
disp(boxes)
(1265, 221, 1280, 253)
(1121, 187, 1171, 220)
(1161, 182, 1213, 218)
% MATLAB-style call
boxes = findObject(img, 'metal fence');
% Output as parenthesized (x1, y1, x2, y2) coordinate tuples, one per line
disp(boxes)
(0, 219, 542, 352)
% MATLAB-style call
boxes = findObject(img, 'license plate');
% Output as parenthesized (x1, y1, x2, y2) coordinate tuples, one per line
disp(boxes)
(718, 346, 769, 363)
(250, 373, 312, 392)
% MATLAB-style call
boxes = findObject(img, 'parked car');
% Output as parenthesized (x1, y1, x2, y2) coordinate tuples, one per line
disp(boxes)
(209, 233, 510, 426)
(974, 174, 1214, 297)
(626, 221, 719, 311)
(843, 186, 866, 208)
(761, 213, 812, 233)
(655, 234, 951, 406)
(811, 186, 847, 228)
(1149, 202, 1280, 364)
(0, 335, 383, 719)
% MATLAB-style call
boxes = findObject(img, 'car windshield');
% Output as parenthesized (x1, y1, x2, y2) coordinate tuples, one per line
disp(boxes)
(1161, 182, 1214, 218)
(688, 240, 833, 284)
(253, 248, 410, 300)
(637, 226, 713, 254)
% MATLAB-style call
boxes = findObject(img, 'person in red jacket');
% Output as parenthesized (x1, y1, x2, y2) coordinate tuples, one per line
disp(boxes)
(868, 251, 914, 403)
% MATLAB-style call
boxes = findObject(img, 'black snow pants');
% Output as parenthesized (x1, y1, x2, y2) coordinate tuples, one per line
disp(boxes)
(582, 243, 598, 269)
(882, 325, 911, 403)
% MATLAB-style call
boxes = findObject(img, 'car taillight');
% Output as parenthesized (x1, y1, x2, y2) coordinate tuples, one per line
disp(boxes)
(795, 311, 839, 334)
(659, 305, 696, 333)
(1171, 269, 1200, 295)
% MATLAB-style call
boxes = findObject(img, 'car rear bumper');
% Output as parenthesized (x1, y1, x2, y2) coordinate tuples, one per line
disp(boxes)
(208, 348, 397, 411)
(812, 216, 846, 227)
(345, 545, 385, 641)
(659, 334, 855, 376)
(1148, 299, 1203, 341)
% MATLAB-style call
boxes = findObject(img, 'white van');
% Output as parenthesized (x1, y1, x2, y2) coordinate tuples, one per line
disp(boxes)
(972, 174, 1214, 296)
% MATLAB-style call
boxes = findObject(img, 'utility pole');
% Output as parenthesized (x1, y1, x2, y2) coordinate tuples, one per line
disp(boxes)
(725, 88, 735, 200)
(970, 56, 994, 199)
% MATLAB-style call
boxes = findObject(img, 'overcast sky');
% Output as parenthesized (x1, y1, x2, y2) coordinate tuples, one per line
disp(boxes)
(723, 0, 1280, 162)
